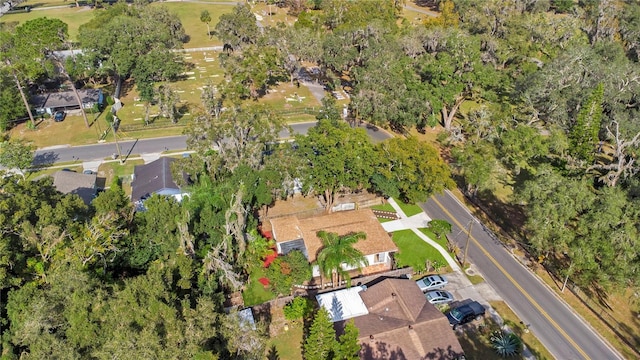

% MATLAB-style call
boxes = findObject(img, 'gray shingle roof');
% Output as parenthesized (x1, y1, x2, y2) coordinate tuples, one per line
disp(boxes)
(33, 89, 102, 110)
(52, 171, 97, 205)
(130, 157, 180, 202)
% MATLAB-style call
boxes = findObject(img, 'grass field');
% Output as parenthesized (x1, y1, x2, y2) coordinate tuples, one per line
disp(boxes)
(152, 2, 235, 48)
(0, 7, 94, 40)
(243, 266, 276, 307)
(396, 200, 423, 217)
(0, 2, 235, 46)
(392, 229, 449, 273)
(417, 228, 452, 255)
(371, 198, 423, 217)
(533, 268, 640, 360)
(267, 322, 303, 360)
(10, 45, 322, 147)
(3, 1, 324, 148)
(371, 203, 396, 213)
(489, 301, 555, 360)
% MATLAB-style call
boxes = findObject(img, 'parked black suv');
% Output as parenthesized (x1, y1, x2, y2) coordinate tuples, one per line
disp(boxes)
(446, 301, 485, 328)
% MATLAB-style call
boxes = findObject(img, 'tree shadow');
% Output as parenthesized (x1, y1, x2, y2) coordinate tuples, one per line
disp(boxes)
(251, 302, 273, 337)
(619, 311, 640, 352)
(32, 151, 59, 168)
(469, 188, 527, 240)
(175, 61, 195, 81)
(423, 345, 466, 360)
(359, 341, 407, 360)
(266, 345, 280, 360)
(412, 0, 439, 11)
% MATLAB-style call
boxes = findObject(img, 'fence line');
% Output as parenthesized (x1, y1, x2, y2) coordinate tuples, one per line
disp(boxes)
(119, 107, 318, 133)
(119, 120, 185, 132)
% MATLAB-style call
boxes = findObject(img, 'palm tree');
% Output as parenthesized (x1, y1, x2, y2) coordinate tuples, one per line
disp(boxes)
(316, 231, 368, 288)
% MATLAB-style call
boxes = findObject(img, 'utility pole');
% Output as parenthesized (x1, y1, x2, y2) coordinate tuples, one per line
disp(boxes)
(111, 117, 123, 164)
(561, 262, 573, 292)
(462, 220, 474, 267)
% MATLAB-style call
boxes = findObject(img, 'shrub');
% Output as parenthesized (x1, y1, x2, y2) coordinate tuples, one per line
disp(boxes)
(428, 219, 452, 239)
(266, 250, 311, 295)
(283, 297, 313, 323)
(490, 330, 522, 357)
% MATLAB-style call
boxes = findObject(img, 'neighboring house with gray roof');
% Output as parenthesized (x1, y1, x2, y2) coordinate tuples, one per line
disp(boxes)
(52, 170, 97, 205)
(33, 89, 104, 115)
(318, 278, 465, 360)
(130, 157, 187, 208)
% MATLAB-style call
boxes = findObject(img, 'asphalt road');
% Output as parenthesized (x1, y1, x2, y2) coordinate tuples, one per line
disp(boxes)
(420, 190, 622, 360)
(33, 120, 392, 165)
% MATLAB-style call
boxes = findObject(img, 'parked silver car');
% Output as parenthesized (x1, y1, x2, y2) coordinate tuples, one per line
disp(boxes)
(425, 290, 454, 305)
(416, 274, 448, 292)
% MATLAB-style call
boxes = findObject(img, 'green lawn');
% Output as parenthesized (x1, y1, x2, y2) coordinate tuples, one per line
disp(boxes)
(490, 301, 554, 360)
(267, 322, 303, 360)
(0, 7, 95, 41)
(396, 200, 424, 217)
(243, 266, 276, 307)
(97, 159, 144, 195)
(151, 2, 235, 48)
(12, 0, 72, 8)
(371, 199, 423, 217)
(467, 273, 485, 285)
(392, 229, 448, 273)
(371, 203, 396, 212)
(418, 228, 451, 253)
(4, 4, 323, 147)
(0, 3, 235, 46)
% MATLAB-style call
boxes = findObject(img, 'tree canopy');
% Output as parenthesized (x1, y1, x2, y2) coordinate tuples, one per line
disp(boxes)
(78, 3, 185, 97)
(4, 0, 640, 356)
(294, 111, 376, 212)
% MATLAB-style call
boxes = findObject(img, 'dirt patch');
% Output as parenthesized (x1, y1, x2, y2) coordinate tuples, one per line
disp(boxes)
(263, 194, 323, 221)
(263, 192, 384, 225)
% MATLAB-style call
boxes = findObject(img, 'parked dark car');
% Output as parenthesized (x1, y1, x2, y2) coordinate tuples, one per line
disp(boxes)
(446, 301, 486, 328)
(53, 110, 65, 122)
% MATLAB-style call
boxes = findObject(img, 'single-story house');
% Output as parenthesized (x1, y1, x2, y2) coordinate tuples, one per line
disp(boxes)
(317, 278, 465, 360)
(269, 209, 398, 278)
(131, 157, 187, 208)
(33, 88, 104, 115)
(52, 170, 97, 205)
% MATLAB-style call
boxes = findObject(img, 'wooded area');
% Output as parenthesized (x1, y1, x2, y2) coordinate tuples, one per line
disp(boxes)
(1, 0, 640, 358)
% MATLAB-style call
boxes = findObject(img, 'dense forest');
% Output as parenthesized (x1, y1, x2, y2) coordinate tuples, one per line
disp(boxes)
(1, 0, 640, 358)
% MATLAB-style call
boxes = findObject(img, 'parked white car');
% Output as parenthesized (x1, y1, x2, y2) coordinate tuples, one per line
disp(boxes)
(425, 290, 454, 305)
(416, 274, 448, 292)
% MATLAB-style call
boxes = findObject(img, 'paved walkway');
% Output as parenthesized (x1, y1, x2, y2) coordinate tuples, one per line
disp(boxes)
(382, 198, 461, 272)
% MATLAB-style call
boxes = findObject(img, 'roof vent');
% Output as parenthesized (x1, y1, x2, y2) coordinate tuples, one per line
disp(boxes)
(391, 292, 397, 297)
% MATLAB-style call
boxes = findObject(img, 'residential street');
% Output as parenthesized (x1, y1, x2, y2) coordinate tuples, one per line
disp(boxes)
(33, 121, 392, 165)
(420, 190, 623, 360)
